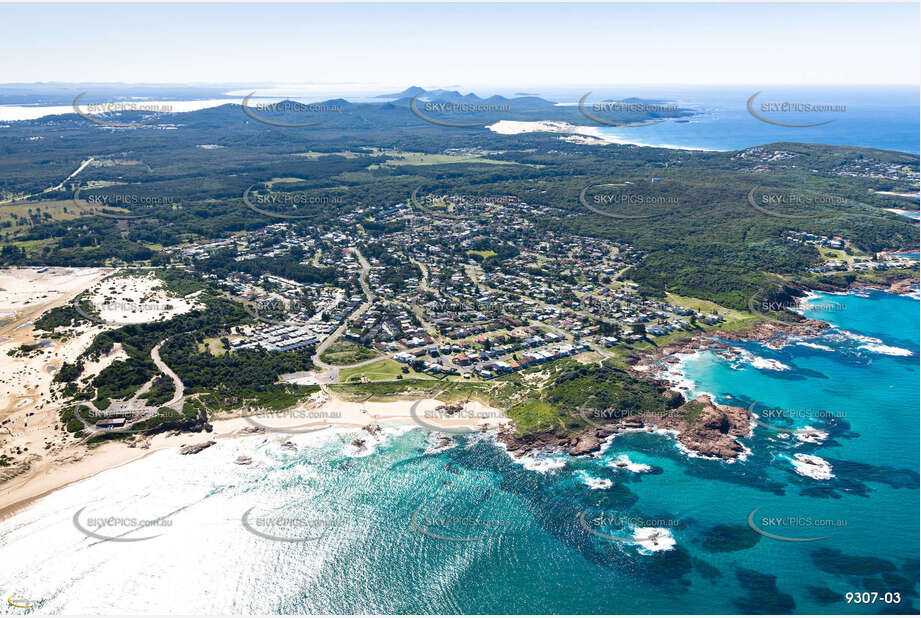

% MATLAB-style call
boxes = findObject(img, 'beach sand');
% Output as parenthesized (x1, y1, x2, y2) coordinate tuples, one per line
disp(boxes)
(0, 389, 507, 521)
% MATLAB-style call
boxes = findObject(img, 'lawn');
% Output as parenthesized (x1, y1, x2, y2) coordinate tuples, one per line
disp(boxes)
(0, 199, 88, 230)
(466, 249, 498, 260)
(319, 340, 380, 365)
(339, 358, 433, 382)
(664, 293, 748, 321)
(506, 398, 568, 435)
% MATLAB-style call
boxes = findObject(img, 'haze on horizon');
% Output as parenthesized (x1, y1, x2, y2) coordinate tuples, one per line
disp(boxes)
(1, 3, 918, 87)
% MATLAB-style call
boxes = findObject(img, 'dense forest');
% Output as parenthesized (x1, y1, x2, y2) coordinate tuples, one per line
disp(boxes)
(1, 96, 917, 309)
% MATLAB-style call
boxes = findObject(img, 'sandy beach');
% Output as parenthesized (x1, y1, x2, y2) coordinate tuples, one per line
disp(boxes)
(0, 390, 508, 521)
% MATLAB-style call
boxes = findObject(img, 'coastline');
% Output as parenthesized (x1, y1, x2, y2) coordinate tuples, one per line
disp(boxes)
(1, 270, 915, 525)
(485, 119, 719, 151)
(0, 393, 507, 521)
(497, 393, 753, 463)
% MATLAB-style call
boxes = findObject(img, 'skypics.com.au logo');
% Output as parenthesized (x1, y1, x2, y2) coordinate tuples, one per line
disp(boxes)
(748, 285, 845, 326)
(747, 401, 846, 437)
(241, 93, 342, 128)
(747, 91, 846, 127)
(410, 93, 511, 128)
(72, 188, 174, 220)
(239, 406, 342, 435)
(71, 292, 178, 327)
(72, 506, 174, 543)
(409, 399, 504, 435)
(72, 93, 173, 128)
(242, 184, 346, 219)
(578, 510, 680, 550)
(746, 186, 847, 220)
(579, 180, 679, 220)
(241, 508, 344, 542)
(578, 93, 679, 127)
(747, 506, 846, 542)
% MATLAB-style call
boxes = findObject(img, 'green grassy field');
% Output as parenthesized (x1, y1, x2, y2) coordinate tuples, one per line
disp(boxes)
(339, 358, 433, 382)
(1, 199, 89, 227)
(319, 340, 380, 365)
(366, 150, 531, 170)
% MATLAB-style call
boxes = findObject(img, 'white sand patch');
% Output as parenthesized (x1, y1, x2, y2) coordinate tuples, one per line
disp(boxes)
(0, 267, 109, 313)
(84, 274, 201, 324)
(487, 120, 606, 138)
(559, 134, 610, 145)
(79, 343, 129, 380)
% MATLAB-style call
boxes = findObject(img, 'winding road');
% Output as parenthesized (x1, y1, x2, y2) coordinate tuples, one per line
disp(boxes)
(71, 339, 186, 436)
(151, 341, 184, 409)
(312, 247, 378, 375)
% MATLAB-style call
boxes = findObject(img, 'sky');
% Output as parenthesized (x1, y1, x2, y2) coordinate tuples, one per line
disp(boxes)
(1, 3, 918, 87)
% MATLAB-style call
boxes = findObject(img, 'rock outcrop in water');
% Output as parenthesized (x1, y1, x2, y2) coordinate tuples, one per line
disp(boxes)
(179, 440, 215, 455)
(498, 395, 751, 462)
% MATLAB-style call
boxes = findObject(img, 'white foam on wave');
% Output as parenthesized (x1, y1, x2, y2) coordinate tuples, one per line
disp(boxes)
(720, 347, 790, 372)
(577, 471, 614, 490)
(860, 343, 913, 356)
(655, 351, 699, 393)
(423, 432, 457, 454)
(608, 454, 652, 473)
(341, 426, 412, 458)
(793, 425, 829, 445)
(518, 455, 568, 474)
(500, 444, 569, 474)
(796, 341, 835, 352)
(789, 453, 834, 480)
(749, 355, 791, 371)
(675, 440, 751, 463)
(837, 330, 913, 357)
(633, 527, 676, 553)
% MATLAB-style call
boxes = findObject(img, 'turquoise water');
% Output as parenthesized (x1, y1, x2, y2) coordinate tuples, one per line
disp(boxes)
(584, 86, 920, 154)
(0, 291, 917, 614)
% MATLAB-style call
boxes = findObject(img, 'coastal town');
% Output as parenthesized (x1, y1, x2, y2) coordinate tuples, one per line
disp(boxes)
(153, 193, 744, 382)
(2, 180, 917, 490)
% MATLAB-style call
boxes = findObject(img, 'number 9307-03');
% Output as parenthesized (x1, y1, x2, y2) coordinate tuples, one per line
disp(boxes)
(845, 592, 901, 605)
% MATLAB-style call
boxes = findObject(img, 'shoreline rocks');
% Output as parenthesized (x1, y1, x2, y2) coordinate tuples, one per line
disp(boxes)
(179, 440, 215, 455)
(498, 395, 751, 462)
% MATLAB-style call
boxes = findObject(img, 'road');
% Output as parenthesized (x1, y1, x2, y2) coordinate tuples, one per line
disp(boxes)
(312, 247, 377, 372)
(465, 264, 616, 359)
(410, 257, 434, 293)
(72, 339, 185, 436)
(0, 157, 94, 205)
(151, 340, 184, 409)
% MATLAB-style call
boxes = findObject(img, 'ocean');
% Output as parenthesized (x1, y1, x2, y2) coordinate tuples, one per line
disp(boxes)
(0, 288, 917, 614)
(576, 86, 920, 155)
(2, 86, 918, 155)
